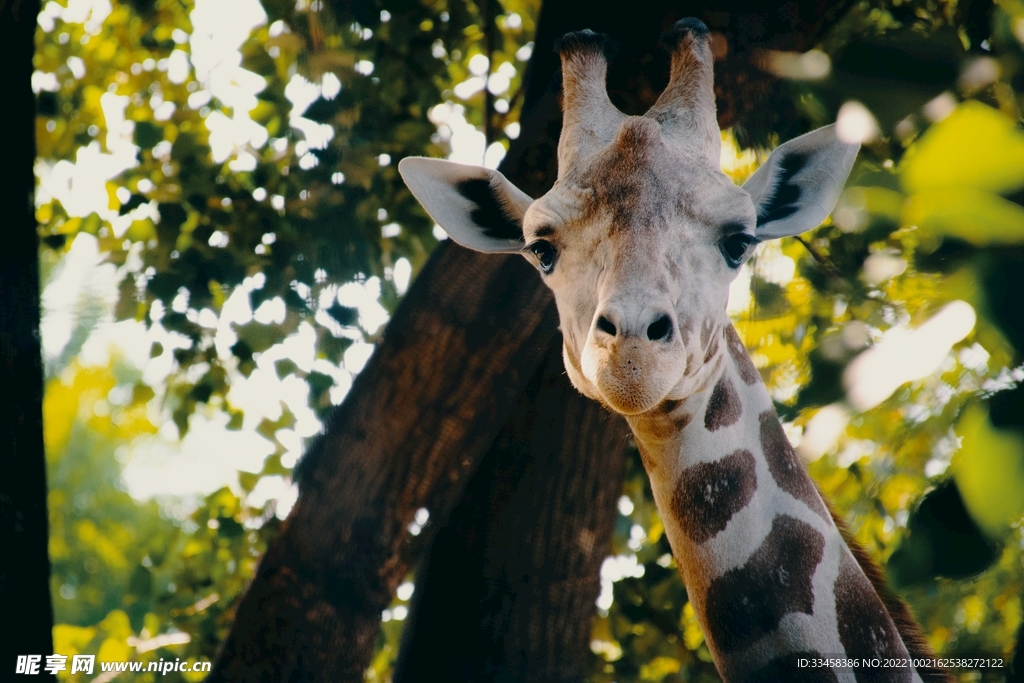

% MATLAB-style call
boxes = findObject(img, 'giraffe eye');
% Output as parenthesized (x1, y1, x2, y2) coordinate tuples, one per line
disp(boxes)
(528, 240, 557, 273)
(720, 233, 758, 268)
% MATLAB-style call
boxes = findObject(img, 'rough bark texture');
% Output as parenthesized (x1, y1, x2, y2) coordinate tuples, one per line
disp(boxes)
(393, 344, 629, 682)
(212, 1, 857, 681)
(1, 0, 56, 678)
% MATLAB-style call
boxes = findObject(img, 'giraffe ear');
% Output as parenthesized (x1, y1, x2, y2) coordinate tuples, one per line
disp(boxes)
(744, 124, 859, 240)
(399, 157, 531, 253)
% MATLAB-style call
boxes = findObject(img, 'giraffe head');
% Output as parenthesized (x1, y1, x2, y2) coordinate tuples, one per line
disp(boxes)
(401, 20, 858, 416)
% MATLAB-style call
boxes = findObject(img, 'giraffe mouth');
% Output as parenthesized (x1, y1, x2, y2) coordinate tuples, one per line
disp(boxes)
(582, 341, 686, 415)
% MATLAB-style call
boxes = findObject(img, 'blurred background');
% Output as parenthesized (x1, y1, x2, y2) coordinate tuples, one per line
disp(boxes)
(31, 0, 1024, 680)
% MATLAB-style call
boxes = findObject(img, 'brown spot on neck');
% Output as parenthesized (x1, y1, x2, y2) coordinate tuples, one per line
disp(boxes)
(703, 515, 825, 653)
(672, 449, 757, 544)
(704, 374, 741, 432)
(834, 551, 913, 682)
(758, 410, 829, 519)
(823, 500, 953, 682)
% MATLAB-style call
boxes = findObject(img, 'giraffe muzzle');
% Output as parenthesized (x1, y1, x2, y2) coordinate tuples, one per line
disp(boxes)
(581, 305, 687, 415)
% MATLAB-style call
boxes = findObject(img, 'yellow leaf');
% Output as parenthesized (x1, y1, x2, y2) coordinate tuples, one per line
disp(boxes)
(37, 202, 53, 224)
(960, 594, 986, 633)
(208, 280, 227, 309)
(127, 219, 156, 242)
(842, 186, 905, 222)
(97, 636, 131, 664)
(82, 85, 104, 115)
(249, 100, 277, 125)
(640, 656, 681, 680)
(901, 101, 1024, 195)
(95, 39, 117, 63)
(100, 610, 133, 640)
(681, 601, 705, 651)
(904, 188, 1024, 244)
(112, 403, 158, 439)
(106, 182, 121, 211)
(43, 378, 78, 455)
(62, 216, 82, 235)
(53, 624, 97, 657)
(182, 539, 205, 557)
(75, 519, 99, 544)
(646, 517, 664, 544)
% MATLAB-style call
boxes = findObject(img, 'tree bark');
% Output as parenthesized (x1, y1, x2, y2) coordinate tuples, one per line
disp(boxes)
(212, 1, 857, 680)
(1, 0, 56, 679)
(393, 343, 629, 682)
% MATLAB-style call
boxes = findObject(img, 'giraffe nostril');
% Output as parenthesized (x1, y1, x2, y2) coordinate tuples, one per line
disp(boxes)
(647, 314, 673, 342)
(596, 315, 618, 337)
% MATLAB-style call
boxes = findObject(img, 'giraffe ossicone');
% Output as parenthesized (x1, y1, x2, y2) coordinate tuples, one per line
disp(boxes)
(401, 18, 950, 683)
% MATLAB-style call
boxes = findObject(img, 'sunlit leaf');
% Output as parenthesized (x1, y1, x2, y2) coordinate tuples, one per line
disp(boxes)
(904, 188, 1024, 245)
(953, 404, 1024, 538)
(901, 102, 1024, 195)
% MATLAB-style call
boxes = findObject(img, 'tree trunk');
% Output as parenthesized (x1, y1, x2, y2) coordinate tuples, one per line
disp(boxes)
(1, 0, 56, 679)
(393, 343, 629, 682)
(212, 1, 856, 680)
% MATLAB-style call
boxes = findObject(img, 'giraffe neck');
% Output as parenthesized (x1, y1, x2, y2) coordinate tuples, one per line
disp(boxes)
(626, 322, 920, 683)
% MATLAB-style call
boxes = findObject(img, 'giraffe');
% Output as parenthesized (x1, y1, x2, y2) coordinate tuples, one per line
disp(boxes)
(399, 19, 951, 683)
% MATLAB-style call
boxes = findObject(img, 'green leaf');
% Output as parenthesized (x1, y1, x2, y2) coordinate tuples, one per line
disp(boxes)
(226, 408, 244, 431)
(901, 101, 1024, 195)
(217, 517, 245, 539)
(131, 383, 155, 404)
(134, 121, 163, 150)
(130, 562, 153, 590)
(904, 188, 1024, 245)
(80, 212, 103, 235)
(238, 471, 260, 492)
(274, 358, 299, 379)
(262, 453, 291, 476)
(234, 320, 288, 354)
(307, 371, 333, 394)
(256, 408, 296, 442)
(953, 404, 1024, 538)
